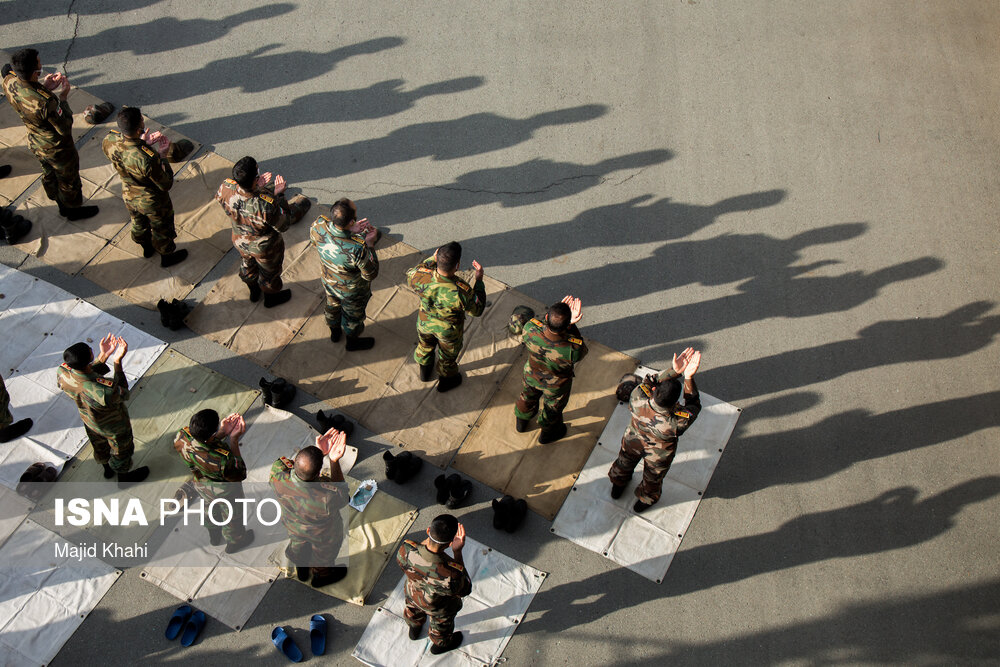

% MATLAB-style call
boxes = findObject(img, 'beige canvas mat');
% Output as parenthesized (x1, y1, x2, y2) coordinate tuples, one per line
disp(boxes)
(453, 340, 638, 520)
(80, 151, 233, 309)
(0, 143, 40, 205)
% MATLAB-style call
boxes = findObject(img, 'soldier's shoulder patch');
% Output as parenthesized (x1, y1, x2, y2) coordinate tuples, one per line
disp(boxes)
(529, 318, 544, 327)
(639, 384, 653, 398)
(673, 409, 691, 419)
(403, 539, 419, 548)
(94, 377, 114, 387)
(35, 86, 52, 100)
(457, 281, 471, 293)
(450, 562, 465, 572)
(279, 456, 293, 468)
(416, 266, 433, 274)
(224, 178, 237, 186)
(214, 448, 232, 457)
(140, 145, 156, 158)
(567, 336, 583, 346)
(108, 129, 121, 136)
(59, 362, 72, 370)
(350, 233, 366, 243)
(258, 193, 274, 204)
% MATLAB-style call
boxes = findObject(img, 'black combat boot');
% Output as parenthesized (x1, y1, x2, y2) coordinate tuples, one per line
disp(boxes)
(296, 566, 311, 582)
(408, 624, 423, 640)
(310, 566, 348, 588)
(515, 418, 530, 433)
(329, 325, 342, 342)
(206, 526, 224, 547)
(419, 362, 435, 382)
(58, 204, 99, 221)
(101, 463, 115, 479)
(1, 211, 31, 245)
(610, 483, 626, 499)
(263, 289, 292, 308)
(430, 632, 464, 655)
(633, 500, 655, 514)
(168, 139, 195, 162)
(117, 466, 150, 487)
(538, 422, 568, 444)
(0, 418, 32, 442)
(224, 529, 255, 554)
(436, 373, 462, 393)
(0, 165, 11, 179)
(160, 248, 188, 267)
(139, 241, 155, 258)
(248, 283, 262, 302)
(259, 378, 274, 405)
(345, 334, 375, 351)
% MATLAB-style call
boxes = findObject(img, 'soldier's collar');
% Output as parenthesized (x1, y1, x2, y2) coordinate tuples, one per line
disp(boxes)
(418, 542, 448, 562)
(542, 327, 566, 343)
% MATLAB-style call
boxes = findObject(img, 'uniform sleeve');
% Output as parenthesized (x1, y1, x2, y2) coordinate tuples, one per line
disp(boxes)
(462, 278, 486, 318)
(222, 453, 248, 482)
(45, 96, 73, 136)
(406, 259, 431, 290)
(569, 325, 588, 362)
(145, 154, 174, 192)
(396, 544, 409, 570)
(450, 567, 472, 597)
(112, 364, 130, 402)
(267, 198, 292, 233)
(356, 244, 379, 282)
(675, 379, 701, 434)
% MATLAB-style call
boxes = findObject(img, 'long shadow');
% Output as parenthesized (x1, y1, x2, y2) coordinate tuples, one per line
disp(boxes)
(172, 76, 486, 144)
(20, 5, 295, 60)
(519, 477, 1000, 635)
(265, 104, 608, 178)
(364, 150, 675, 228)
(82, 37, 406, 106)
(699, 300, 1000, 401)
(5, 0, 165, 23)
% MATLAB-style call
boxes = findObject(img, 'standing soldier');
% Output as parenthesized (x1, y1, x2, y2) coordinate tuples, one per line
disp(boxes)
(405, 242, 486, 393)
(2, 48, 97, 221)
(396, 514, 472, 655)
(310, 198, 379, 351)
(57, 335, 149, 483)
(514, 296, 588, 444)
(174, 409, 255, 553)
(102, 107, 188, 267)
(215, 156, 311, 308)
(608, 348, 702, 513)
(269, 428, 349, 588)
(0, 374, 33, 443)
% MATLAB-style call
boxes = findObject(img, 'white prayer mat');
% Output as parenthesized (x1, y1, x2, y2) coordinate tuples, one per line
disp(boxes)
(551, 368, 741, 583)
(0, 264, 166, 490)
(353, 537, 547, 667)
(0, 519, 120, 666)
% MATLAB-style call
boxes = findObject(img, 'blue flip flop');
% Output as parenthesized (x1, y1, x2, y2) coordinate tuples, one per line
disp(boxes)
(310, 614, 327, 656)
(165, 605, 192, 640)
(180, 609, 206, 647)
(272, 626, 303, 662)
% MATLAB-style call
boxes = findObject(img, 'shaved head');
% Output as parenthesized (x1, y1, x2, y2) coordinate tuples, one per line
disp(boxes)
(294, 445, 324, 481)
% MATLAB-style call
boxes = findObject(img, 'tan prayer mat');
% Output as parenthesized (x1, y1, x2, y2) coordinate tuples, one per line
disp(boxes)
(81, 151, 233, 309)
(453, 340, 639, 520)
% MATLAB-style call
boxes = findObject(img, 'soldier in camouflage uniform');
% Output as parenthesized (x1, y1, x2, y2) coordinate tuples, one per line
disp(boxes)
(102, 107, 187, 267)
(310, 198, 379, 351)
(608, 348, 703, 513)
(0, 374, 33, 443)
(396, 514, 472, 655)
(174, 409, 255, 552)
(269, 428, 349, 588)
(405, 242, 486, 393)
(2, 49, 98, 221)
(515, 296, 588, 444)
(215, 155, 311, 308)
(56, 335, 149, 482)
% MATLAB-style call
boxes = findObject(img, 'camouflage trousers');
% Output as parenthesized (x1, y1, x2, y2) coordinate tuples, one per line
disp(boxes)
(125, 197, 177, 255)
(515, 375, 572, 427)
(29, 140, 83, 208)
(85, 425, 135, 473)
(235, 235, 284, 293)
(608, 433, 677, 505)
(193, 479, 248, 544)
(323, 283, 371, 337)
(285, 532, 343, 580)
(415, 328, 463, 377)
(0, 377, 11, 428)
(403, 596, 463, 647)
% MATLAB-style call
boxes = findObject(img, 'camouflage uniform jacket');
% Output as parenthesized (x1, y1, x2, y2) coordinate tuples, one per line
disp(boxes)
(215, 179, 291, 255)
(405, 257, 486, 333)
(2, 73, 73, 152)
(396, 539, 472, 611)
(101, 130, 173, 205)
(56, 363, 131, 436)
(173, 427, 247, 482)
(625, 377, 702, 449)
(521, 318, 588, 386)
(268, 457, 345, 531)
(310, 217, 379, 291)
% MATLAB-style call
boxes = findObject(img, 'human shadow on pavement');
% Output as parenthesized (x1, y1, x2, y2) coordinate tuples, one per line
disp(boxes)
(6, 0, 165, 23)
(173, 76, 486, 144)
(21, 5, 296, 61)
(82, 37, 406, 106)
(266, 104, 608, 179)
(364, 151, 675, 228)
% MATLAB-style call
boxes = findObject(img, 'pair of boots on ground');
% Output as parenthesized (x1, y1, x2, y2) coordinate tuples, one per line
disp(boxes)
(156, 298, 190, 330)
(516, 415, 568, 444)
(418, 353, 462, 393)
(610, 480, 658, 513)
(434, 473, 472, 509)
(0, 205, 31, 246)
(245, 195, 312, 309)
(408, 622, 465, 655)
(260, 377, 296, 409)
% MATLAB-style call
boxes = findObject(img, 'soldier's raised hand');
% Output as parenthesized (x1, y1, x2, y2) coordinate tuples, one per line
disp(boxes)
(472, 260, 484, 281)
(273, 174, 287, 195)
(562, 295, 583, 324)
(111, 336, 128, 365)
(683, 350, 701, 380)
(97, 333, 115, 362)
(316, 428, 347, 462)
(450, 523, 466, 552)
(672, 347, 694, 374)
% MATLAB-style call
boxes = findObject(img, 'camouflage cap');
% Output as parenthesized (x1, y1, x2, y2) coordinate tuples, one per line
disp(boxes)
(508, 305, 536, 337)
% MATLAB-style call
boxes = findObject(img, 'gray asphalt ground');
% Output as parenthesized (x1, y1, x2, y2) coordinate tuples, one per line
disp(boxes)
(2, 1, 998, 664)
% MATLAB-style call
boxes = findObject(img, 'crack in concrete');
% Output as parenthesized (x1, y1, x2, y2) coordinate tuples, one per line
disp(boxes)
(62, 0, 80, 72)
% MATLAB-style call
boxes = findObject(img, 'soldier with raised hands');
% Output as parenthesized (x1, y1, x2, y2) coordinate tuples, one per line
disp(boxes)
(396, 514, 472, 655)
(57, 334, 148, 483)
(310, 198, 380, 351)
(269, 427, 349, 588)
(405, 241, 486, 393)
(174, 410, 254, 553)
(514, 295, 588, 444)
(608, 347, 703, 513)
